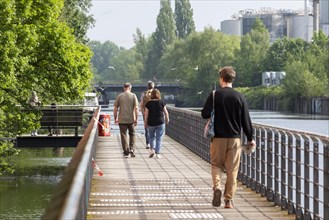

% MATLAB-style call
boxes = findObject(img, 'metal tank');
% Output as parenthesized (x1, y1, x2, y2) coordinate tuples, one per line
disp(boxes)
(320, 0, 329, 35)
(287, 15, 313, 41)
(220, 19, 242, 36)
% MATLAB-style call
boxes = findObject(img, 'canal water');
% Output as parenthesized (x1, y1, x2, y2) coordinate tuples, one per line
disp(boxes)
(0, 108, 327, 219)
(250, 110, 329, 137)
(0, 147, 75, 219)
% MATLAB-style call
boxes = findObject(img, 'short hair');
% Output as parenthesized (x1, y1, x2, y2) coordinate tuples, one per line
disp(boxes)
(151, 89, 161, 99)
(219, 66, 236, 83)
(147, 81, 155, 90)
(123, 82, 132, 89)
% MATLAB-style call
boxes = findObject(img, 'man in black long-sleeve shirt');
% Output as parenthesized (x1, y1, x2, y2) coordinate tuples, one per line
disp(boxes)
(201, 66, 256, 209)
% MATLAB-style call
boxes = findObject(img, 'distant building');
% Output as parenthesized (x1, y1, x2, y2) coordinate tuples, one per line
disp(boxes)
(241, 9, 298, 42)
(320, 0, 329, 35)
(220, 19, 242, 36)
(287, 15, 313, 42)
(262, 71, 286, 86)
(221, 3, 329, 42)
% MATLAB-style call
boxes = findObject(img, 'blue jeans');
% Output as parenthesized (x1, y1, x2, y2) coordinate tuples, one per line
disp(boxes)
(144, 127, 150, 145)
(148, 123, 165, 154)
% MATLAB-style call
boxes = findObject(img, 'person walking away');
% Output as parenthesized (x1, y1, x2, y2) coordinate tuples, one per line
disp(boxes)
(144, 89, 169, 159)
(28, 91, 41, 136)
(113, 83, 139, 158)
(140, 81, 154, 149)
(201, 66, 256, 209)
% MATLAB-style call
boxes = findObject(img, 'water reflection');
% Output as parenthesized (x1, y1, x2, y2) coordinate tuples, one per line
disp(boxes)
(0, 147, 75, 219)
(250, 110, 329, 136)
(189, 108, 329, 136)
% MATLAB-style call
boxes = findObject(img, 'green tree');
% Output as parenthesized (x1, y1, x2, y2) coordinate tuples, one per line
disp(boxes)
(283, 31, 329, 99)
(88, 40, 120, 83)
(234, 18, 270, 87)
(0, 0, 93, 175)
(174, 0, 195, 39)
(263, 37, 307, 71)
(133, 28, 151, 79)
(283, 61, 326, 98)
(159, 28, 240, 106)
(110, 49, 141, 83)
(59, 0, 95, 43)
(143, 0, 176, 80)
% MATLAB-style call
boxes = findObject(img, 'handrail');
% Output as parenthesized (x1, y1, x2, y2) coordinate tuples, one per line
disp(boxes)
(166, 106, 329, 220)
(42, 107, 101, 220)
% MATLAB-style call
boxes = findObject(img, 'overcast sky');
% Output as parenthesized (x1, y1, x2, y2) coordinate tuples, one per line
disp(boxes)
(87, 0, 306, 49)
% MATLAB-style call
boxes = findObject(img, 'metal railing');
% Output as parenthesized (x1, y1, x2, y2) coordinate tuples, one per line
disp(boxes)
(42, 107, 100, 220)
(166, 106, 329, 220)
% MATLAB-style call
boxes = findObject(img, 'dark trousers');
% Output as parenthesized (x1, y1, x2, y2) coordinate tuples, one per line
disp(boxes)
(119, 123, 135, 155)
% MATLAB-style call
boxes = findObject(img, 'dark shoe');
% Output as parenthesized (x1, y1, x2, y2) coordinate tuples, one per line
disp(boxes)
(130, 150, 136, 157)
(146, 144, 150, 149)
(224, 200, 234, 209)
(212, 189, 222, 207)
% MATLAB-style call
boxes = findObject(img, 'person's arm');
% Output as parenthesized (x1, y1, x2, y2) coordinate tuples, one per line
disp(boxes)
(134, 106, 138, 126)
(240, 95, 256, 148)
(201, 91, 213, 119)
(133, 95, 139, 126)
(113, 106, 119, 125)
(144, 108, 149, 128)
(163, 106, 169, 124)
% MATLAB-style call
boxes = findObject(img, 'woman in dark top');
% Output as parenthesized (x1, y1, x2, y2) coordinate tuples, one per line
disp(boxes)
(144, 89, 169, 158)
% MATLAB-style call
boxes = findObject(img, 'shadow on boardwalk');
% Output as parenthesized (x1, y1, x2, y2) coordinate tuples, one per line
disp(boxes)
(87, 135, 294, 220)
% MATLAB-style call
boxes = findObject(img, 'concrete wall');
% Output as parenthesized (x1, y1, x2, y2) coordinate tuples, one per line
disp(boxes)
(263, 96, 329, 115)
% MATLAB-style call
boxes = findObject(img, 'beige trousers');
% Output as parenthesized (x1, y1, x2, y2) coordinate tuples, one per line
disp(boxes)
(210, 138, 241, 201)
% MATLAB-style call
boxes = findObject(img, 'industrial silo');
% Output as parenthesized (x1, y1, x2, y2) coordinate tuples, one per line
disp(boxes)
(220, 19, 242, 36)
(287, 15, 313, 41)
(320, 0, 329, 35)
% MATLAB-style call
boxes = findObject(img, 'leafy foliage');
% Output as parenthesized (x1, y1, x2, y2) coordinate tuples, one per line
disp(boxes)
(59, 0, 95, 43)
(159, 28, 240, 106)
(143, 0, 176, 80)
(174, 0, 195, 39)
(0, 0, 93, 174)
(234, 18, 270, 87)
(282, 30, 329, 98)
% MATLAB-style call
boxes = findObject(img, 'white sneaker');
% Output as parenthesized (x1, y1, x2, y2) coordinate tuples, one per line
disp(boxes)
(156, 154, 162, 159)
(149, 149, 155, 158)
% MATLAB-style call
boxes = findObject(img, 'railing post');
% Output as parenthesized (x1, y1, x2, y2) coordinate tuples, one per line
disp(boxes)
(274, 131, 281, 206)
(313, 140, 320, 219)
(302, 135, 312, 219)
(250, 128, 257, 190)
(260, 128, 267, 196)
(295, 135, 303, 219)
(324, 139, 329, 220)
(266, 128, 274, 202)
(280, 131, 288, 210)
(255, 128, 262, 193)
(287, 132, 295, 215)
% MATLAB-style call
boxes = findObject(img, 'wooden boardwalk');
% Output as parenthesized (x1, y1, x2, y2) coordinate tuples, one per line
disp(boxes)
(87, 134, 295, 220)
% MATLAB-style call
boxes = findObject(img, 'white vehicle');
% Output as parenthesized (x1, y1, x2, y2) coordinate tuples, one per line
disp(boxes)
(84, 92, 99, 111)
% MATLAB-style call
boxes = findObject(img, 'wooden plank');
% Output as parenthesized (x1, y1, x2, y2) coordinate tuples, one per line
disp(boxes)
(88, 134, 295, 220)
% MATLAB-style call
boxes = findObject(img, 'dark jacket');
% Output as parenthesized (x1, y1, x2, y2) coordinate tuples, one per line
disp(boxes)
(201, 87, 253, 141)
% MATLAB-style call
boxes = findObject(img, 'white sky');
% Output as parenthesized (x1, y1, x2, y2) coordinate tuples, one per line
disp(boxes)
(87, 0, 306, 49)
